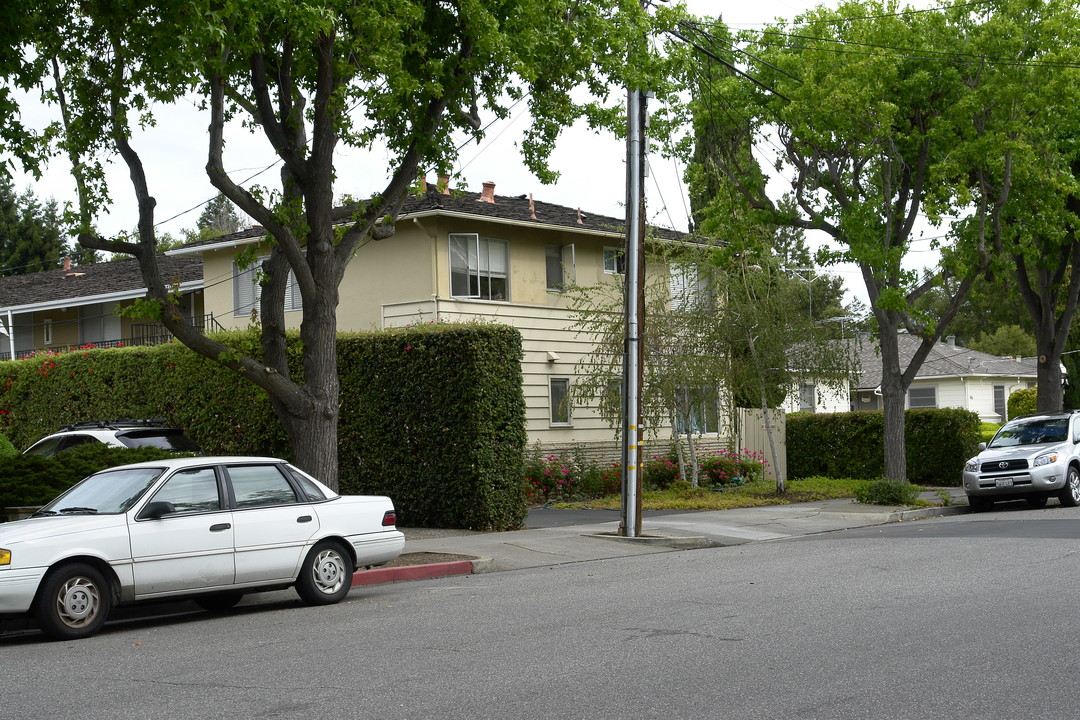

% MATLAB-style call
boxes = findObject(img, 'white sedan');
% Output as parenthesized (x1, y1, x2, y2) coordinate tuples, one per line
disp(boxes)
(0, 456, 404, 640)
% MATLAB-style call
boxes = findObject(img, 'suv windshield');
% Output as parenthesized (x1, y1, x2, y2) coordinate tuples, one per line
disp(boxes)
(989, 417, 1069, 448)
(38, 467, 165, 515)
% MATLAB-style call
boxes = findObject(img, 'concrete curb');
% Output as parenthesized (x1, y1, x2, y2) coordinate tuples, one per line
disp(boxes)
(582, 532, 715, 549)
(352, 559, 479, 586)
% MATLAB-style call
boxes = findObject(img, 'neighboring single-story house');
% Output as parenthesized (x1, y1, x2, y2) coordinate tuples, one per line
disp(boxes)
(851, 333, 1039, 422)
(0, 255, 207, 360)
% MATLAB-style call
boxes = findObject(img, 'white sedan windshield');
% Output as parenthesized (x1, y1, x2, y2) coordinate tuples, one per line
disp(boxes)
(39, 467, 165, 515)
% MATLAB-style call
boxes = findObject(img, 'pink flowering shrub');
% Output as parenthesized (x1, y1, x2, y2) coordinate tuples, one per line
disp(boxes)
(642, 454, 680, 490)
(699, 448, 767, 487)
(523, 453, 576, 503)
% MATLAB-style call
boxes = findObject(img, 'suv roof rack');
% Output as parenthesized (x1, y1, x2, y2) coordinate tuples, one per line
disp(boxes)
(61, 418, 171, 431)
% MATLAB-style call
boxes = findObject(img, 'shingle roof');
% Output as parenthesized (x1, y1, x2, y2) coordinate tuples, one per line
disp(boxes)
(172, 184, 689, 254)
(0, 255, 202, 310)
(853, 333, 1038, 389)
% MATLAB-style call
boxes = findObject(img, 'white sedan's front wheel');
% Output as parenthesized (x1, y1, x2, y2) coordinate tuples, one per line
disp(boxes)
(34, 563, 112, 640)
(296, 541, 354, 605)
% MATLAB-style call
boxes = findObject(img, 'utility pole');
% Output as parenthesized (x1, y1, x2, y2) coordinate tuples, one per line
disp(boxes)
(620, 87, 647, 537)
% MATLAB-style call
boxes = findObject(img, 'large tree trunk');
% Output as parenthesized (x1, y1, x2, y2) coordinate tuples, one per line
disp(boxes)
(876, 316, 908, 481)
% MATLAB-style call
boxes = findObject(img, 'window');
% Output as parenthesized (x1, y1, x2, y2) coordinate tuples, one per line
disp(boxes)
(546, 244, 575, 291)
(799, 384, 816, 413)
(669, 262, 713, 311)
(150, 467, 221, 514)
(993, 385, 1006, 422)
(674, 386, 720, 434)
(43, 318, 52, 345)
(233, 256, 302, 317)
(228, 464, 299, 507)
(550, 377, 571, 425)
(907, 386, 937, 409)
(450, 233, 509, 300)
(603, 247, 625, 275)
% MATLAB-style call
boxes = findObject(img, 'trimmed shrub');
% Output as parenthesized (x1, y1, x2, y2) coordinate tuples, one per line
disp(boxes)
(1008, 387, 1037, 419)
(0, 324, 527, 530)
(788, 408, 980, 485)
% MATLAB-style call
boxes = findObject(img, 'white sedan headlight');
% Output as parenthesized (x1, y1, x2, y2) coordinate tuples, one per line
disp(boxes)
(964, 458, 978, 472)
(1034, 452, 1059, 467)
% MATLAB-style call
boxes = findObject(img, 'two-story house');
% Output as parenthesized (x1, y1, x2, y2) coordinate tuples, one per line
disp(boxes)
(167, 178, 723, 459)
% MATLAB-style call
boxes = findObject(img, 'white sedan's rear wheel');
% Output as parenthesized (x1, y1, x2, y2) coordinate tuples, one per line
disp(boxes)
(296, 541, 354, 605)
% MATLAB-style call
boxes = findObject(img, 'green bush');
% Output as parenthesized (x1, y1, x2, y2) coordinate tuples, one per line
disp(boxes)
(0, 444, 181, 510)
(854, 479, 922, 506)
(0, 433, 15, 459)
(1008, 387, 1037, 419)
(788, 408, 981, 485)
(0, 324, 527, 530)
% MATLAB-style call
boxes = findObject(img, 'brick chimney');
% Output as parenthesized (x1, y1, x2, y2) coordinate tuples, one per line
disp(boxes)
(417, 172, 428, 195)
(438, 175, 451, 195)
(479, 181, 496, 204)
(62, 256, 71, 271)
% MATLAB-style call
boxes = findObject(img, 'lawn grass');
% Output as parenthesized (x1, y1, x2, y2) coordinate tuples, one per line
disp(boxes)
(563, 476, 868, 511)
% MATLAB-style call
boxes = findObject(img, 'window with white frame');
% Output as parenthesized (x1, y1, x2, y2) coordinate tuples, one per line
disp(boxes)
(603, 247, 625, 275)
(669, 262, 713, 311)
(549, 377, 571, 425)
(546, 244, 575, 291)
(450, 233, 509, 301)
(799, 383, 816, 413)
(43, 318, 52, 345)
(234, 256, 302, 317)
(907, 386, 937, 408)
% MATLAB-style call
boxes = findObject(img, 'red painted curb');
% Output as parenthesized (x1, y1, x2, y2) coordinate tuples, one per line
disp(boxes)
(351, 560, 476, 586)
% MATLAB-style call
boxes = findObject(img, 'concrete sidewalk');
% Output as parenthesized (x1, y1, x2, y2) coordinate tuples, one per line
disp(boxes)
(351, 488, 971, 585)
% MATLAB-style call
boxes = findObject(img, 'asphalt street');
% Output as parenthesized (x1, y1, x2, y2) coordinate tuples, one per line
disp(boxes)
(6, 504, 1080, 720)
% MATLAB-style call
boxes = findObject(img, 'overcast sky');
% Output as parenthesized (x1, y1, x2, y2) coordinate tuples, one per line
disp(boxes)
(8, 0, 941, 306)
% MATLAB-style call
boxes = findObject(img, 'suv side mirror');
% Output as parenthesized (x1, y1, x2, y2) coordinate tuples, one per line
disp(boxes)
(978, 442, 987, 451)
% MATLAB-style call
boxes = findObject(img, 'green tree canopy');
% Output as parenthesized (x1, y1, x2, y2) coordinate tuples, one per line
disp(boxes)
(14, 0, 688, 488)
(683, 0, 1076, 480)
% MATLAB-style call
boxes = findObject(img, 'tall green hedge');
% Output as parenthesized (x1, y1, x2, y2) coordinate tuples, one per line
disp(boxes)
(787, 408, 981, 485)
(0, 324, 526, 530)
(1007, 387, 1037, 419)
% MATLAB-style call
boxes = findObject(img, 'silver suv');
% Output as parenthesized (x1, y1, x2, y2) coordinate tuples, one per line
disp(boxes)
(963, 411, 1080, 511)
(23, 419, 203, 457)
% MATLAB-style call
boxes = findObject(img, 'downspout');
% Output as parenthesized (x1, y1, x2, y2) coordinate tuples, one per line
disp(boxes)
(6, 310, 13, 360)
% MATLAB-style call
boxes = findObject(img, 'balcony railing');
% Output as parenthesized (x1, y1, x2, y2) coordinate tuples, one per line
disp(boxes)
(0, 314, 225, 361)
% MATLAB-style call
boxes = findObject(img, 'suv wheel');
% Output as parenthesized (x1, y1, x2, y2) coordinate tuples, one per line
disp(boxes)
(1027, 494, 1049, 508)
(967, 495, 993, 512)
(1059, 466, 1080, 507)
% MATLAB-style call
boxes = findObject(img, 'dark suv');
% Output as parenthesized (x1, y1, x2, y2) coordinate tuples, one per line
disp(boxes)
(962, 411, 1080, 511)
(23, 419, 203, 457)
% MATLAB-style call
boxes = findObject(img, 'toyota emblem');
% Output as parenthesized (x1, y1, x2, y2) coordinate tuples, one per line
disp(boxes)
(998, 461, 1009, 469)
